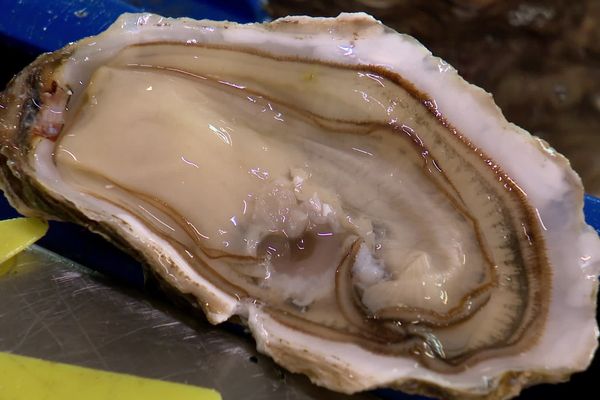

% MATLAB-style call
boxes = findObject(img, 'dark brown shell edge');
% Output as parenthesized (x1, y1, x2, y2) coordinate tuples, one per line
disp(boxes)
(0, 34, 580, 400)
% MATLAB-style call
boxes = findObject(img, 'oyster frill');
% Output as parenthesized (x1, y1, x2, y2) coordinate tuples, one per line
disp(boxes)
(1, 13, 599, 400)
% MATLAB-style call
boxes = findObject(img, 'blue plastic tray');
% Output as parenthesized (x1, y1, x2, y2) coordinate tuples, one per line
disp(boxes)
(0, 0, 268, 52)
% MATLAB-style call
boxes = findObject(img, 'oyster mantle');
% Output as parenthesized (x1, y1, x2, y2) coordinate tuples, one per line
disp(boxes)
(0, 13, 599, 400)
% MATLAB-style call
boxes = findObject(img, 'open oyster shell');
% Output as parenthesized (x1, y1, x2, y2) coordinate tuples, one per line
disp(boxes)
(1, 13, 599, 400)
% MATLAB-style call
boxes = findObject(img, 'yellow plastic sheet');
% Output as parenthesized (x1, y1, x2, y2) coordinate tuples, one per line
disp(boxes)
(0, 352, 221, 400)
(0, 217, 48, 267)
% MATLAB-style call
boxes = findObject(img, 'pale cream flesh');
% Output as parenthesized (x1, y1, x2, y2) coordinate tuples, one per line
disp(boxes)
(53, 44, 549, 369)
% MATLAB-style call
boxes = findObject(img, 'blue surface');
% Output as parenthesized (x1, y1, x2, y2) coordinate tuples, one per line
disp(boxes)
(0, 0, 268, 52)
(584, 194, 600, 235)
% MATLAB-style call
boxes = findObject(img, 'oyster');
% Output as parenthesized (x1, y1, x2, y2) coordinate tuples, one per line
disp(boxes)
(1, 12, 599, 399)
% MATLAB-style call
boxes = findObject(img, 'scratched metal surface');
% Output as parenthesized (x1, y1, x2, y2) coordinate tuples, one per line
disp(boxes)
(0, 246, 380, 400)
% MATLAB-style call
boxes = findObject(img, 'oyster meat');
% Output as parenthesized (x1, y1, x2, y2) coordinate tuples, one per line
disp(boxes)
(1, 13, 599, 400)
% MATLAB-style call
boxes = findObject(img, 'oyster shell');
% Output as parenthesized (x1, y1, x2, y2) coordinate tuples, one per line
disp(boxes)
(1, 13, 599, 400)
